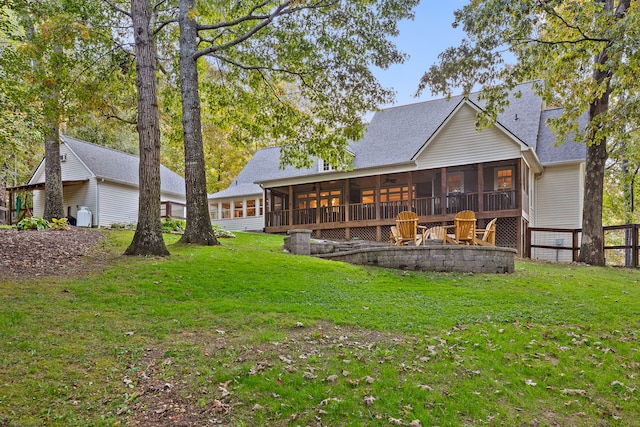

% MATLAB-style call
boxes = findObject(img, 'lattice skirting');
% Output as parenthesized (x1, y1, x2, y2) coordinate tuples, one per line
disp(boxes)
(320, 228, 346, 241)
(350, 227, 380, 242)
(495, 217, 518, 249)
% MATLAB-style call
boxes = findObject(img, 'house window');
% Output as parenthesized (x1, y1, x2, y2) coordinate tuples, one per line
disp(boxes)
(447, 172, 464, 194)
(297, 192, 317, 209)
(319, 160, 335, 172)
(297, 190, 341, 208)
(247, 200, 256, 217)
(221, 202, 231, 219)
(361, 186, 413, 204)
(361, 189, 375, 204)
(233, 200, 243, 218)
(210, 204, 219, 220)
(380, 186, 410, 202)
(495, 167, 514, 190)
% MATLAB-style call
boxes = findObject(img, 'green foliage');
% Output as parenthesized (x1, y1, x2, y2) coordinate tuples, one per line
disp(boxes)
(50, 217, 68, 230)
(109, 222, 136, 230)
(419, 1, 638, 145)
(161, 218, 186, 232)
(170, 0, 419, 172)
(212, 223, 235, 238)
(1, 231, 640, 425)
(16, 216, 50, 230)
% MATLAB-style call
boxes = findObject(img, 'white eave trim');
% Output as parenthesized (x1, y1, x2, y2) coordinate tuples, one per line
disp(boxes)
(257, 161, 416, 188)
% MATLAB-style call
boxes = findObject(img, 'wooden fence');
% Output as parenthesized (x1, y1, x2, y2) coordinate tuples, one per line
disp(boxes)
(526, 224, 640, 267)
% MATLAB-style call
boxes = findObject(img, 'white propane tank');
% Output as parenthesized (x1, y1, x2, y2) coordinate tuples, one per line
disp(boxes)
(76, 206, 92, 227)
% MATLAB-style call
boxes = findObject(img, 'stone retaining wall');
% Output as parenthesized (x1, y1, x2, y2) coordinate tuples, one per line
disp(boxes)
(283, 230, 515, 273)
(314, 245, 516, 274)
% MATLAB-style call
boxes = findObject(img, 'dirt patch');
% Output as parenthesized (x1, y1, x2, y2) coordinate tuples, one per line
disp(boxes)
(126, 323, 403, 426)
(0, 227, 107, 279)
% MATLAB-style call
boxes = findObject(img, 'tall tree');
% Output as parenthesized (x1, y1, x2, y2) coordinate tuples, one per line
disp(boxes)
(418, 0, 637, 265)
(175, 0, 418, 245)
(177, 0, 217, 245)
(123, 0, 170, 256)
(3, 0, 123, 221)
(6, 2, 83, 221)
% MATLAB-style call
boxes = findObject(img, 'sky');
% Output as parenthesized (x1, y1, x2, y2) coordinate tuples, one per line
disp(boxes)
(372, 1, 469, 109)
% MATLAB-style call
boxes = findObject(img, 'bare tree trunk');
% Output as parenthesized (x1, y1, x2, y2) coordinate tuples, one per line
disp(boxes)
(43, 120, 64, 221)
(177, 0, 219, 246)
(124, 0, 169, 256)
(578, 0, 630, 265)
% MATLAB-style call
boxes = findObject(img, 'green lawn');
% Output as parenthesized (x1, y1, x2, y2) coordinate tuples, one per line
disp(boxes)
(1, 230, 639, 426)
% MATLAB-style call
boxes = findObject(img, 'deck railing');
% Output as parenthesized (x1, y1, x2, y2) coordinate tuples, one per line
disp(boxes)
(349, 203, 376, 221)
(160, 201, 186, 220)
(483, 190, 517, 211)
(266, 189, 520, 228)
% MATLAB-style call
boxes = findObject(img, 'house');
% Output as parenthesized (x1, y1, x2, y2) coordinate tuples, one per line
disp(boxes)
(209, 81, 586, 257)
(10, 136, 186, 227)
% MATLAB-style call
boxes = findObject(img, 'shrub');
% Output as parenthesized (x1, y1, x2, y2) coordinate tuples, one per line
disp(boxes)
(110, 223, 136, 230)
(51, 217, 69, 230)
(161, 218, 186, 232)
(213, 223, 235, 238)
(17, 217, 50, 231)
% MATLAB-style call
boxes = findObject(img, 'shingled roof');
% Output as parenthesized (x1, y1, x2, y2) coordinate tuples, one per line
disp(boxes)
(535, 109, 587, 165)
(209, 81, 585, 200)
(63, 136, 185, 195)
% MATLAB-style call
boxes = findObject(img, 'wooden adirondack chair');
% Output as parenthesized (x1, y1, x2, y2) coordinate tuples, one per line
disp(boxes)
(475, 218, 497, 246)
(425, 226, 456, 244)
(390, 211, 426, 246)
(442, 210, 477, 245)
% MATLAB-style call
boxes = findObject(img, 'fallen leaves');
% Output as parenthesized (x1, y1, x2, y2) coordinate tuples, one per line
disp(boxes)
(560, 388, 587, 396)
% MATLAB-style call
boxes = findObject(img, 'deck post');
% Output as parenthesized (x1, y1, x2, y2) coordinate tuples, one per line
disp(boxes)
(407, 171, 413, 210)
(288, 185, 294, 226)
(440, 167, 447, 217)
(375, 175, 381, 220)
(633, 224, 639, 268)
(477, 163, 484, 213)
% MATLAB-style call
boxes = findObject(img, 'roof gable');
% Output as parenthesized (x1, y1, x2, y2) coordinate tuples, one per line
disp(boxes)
(413, 102, 525, 169)
(64, 136, 185, 195)
(29, 136, 185, 195)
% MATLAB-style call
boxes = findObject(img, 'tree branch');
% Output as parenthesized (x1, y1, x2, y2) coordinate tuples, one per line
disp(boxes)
(154, 18, 178, 35)
(194, 3, 290, 59)
(196, 0, 272, 31)
(194, 0, 338, 59)
(210, 54, 310, 79)
(101, 0, 131, 18)
(102, 110, 137, 125)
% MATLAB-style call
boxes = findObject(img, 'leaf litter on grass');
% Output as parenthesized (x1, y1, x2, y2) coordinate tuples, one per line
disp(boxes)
(123, 318, 639, 426)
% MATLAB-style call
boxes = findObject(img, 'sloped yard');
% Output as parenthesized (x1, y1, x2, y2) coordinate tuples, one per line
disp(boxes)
(1, 230, 639, 426)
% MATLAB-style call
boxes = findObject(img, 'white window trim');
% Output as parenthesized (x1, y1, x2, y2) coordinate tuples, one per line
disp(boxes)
(319, 160, 335, 172)
(494, 166, 515, 191)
